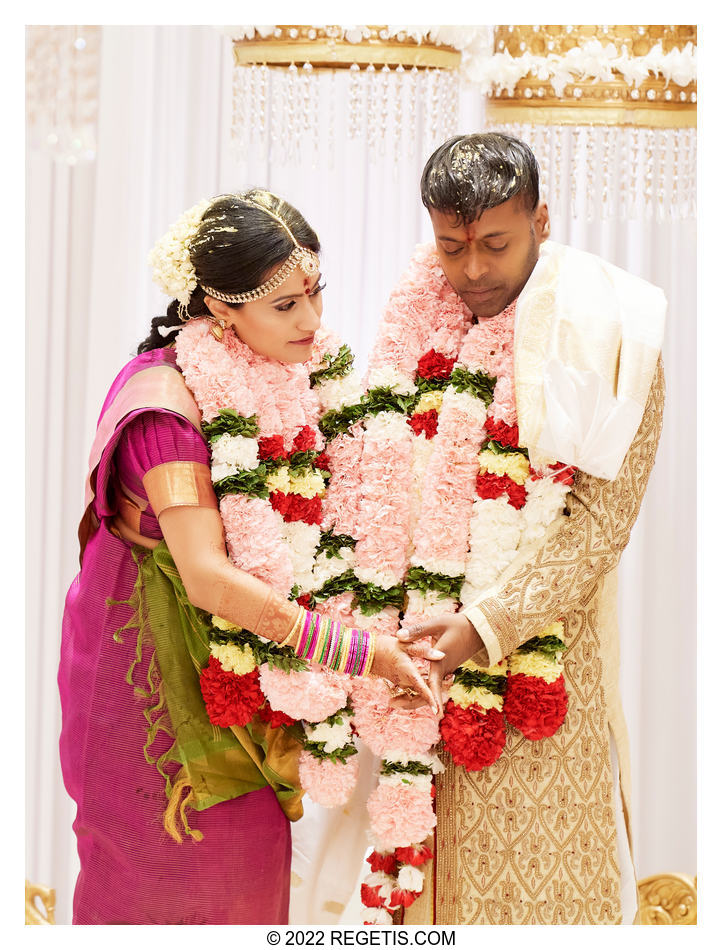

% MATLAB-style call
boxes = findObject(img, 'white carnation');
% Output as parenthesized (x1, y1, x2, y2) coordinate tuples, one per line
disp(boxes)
(211, 433, 259, 472)
(384, 750, 443, 772)
(356, 564, 404, 589)
(312, 546, 355, 589)
(378, 772, 433, 793)
(362, 907, 393, 926)
(443, 387, 489, 424)
(522, 479, 570, 547)
(281, 521, 321, 592)
(304, 714, 354, 753)
(316, 371, 364, 412)
(367, 366, 417, 397)
(397, 865, 425, 892)
(410, 553, 465, 578)
(363, 410, 413, 443)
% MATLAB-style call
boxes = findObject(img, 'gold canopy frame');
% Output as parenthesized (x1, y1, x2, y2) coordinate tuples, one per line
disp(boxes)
(232, 25, 461, 70)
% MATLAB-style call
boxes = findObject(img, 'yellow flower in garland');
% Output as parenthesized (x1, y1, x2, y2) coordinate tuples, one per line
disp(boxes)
(478, 449, 530, 486)
(509, 651, 563, 683)
(211, 615, 242, 633)
(267, 466, 292, 494)
(288, 469, 326, 498)
(448, 681, 504, 711)
(415, 390, 445, 413)
(210, 641, 256, 676)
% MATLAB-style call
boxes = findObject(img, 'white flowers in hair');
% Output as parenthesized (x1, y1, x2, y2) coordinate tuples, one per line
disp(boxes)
(148, 198, 211, 305)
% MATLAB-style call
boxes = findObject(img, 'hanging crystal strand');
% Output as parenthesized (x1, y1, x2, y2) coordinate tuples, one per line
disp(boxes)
(378, 64, 391, 158)
(569, 126, 581, 218)
(540, 125, 552, 208)
(689, 128, 697, 219)
(585, 128, 597, 221)
(310, 67, 321, 169)
(428, 69, 441, 152)
(366, 64, 379, 162)
(601, 126, 612, 220)
(286, 63, 300, 165)
(348, 62, 362, 140)
(670, 127, 680, 220)
(628, 126, 640, 220)
(553, 124, 563, 215)
(407, 66, 418, 160)
(392, 65, 405, 171)
(641, 127, 654, 220)
(269, 67, 282, 162)
(258, 64, 270, 153)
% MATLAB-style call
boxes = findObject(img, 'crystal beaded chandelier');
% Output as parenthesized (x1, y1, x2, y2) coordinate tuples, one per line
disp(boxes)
(221, 26, 493, 166)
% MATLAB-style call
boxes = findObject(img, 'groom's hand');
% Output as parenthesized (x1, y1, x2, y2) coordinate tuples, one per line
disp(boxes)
(396, 614, 488, 713)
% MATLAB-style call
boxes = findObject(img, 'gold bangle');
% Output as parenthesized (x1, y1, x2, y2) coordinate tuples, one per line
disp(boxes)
(278, 605, 305, 650)
(362, 632, 376, 677)
(337, 628, 352, 674)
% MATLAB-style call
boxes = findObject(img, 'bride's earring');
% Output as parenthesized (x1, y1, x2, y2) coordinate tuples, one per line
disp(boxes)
(210, 317, 226, 341)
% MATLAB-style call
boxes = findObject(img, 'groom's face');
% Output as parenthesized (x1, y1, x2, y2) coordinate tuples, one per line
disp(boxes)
(429, 194, 549, 318)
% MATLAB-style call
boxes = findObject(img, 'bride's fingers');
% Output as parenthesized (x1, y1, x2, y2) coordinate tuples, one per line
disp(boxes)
(388, 693, 429, 710)
(402, 642, 445, 660)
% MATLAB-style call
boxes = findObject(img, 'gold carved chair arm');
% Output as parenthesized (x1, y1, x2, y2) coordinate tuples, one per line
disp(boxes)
(637, 873, 697, 925)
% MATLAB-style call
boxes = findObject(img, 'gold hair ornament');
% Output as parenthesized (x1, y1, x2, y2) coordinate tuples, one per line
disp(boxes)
(201, 200, 320, 304)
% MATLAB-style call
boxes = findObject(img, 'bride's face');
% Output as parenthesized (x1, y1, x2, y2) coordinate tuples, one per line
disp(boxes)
(205, 265, 324, 363)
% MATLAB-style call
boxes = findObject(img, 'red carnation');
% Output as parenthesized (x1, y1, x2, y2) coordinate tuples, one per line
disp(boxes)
(257, 702, 296, 729)
(416, 349, 455, 380)
(314, 450, 331, 472)
(503, 673, 568, 740)
(408, 409, 439, 439)
(296, 593, 313, 609)
(360, 883, 386, 908)
(484, 416, 519, 448)
(440, 701, 506, 770)
(292, 425, 317, 452)
(367, 851, 399, 875)
(270, 492, 323, 525)
(258, 435, 287, 461)
(199, 657, 265, 728)
(394, 845, 432, 867)
(476, 471, 527, 510)
(389, 888, 421, 909)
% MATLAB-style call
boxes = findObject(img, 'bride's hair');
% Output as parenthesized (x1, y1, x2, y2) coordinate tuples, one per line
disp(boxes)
(137, 190, 321, 354)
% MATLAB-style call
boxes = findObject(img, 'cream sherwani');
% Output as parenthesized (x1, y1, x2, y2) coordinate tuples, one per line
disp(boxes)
(406, 240, 666, 925)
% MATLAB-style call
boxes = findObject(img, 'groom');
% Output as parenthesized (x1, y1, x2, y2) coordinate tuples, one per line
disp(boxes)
(389, 133, 666, 924)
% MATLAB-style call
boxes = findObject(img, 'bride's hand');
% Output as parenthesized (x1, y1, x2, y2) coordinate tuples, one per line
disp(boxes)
(369, 634, 445, 715)
(395, 614, 488, 712)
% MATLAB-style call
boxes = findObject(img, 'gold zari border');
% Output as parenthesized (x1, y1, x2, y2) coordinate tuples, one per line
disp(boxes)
(142, 461, 217, 516)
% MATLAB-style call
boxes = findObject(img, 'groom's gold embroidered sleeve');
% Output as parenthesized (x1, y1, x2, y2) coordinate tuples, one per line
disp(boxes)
(463, 357, 665, 665)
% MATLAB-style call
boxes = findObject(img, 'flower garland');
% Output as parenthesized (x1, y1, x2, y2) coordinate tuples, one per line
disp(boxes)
(323, 244, 578, 922)
(175, 319, 368, 805)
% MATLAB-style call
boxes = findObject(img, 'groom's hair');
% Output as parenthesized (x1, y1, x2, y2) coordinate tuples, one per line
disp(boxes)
(420, 133, 540, 225)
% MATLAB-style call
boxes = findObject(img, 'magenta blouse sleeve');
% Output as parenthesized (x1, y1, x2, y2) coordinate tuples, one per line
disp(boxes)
(111, 410, 212, 539)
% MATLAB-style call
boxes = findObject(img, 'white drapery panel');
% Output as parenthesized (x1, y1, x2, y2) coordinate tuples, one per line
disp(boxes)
(26, 26, 695, 923)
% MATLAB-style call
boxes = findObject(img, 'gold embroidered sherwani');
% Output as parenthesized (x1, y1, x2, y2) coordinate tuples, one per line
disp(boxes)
(405, 359, 665, 925)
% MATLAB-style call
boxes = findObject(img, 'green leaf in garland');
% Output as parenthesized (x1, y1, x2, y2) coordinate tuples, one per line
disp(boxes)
(516, 635, 567, 657)
(209, 626, 309, 672)
(309, 344, 355, 386)
(318, 530, 357, 559)
(449, 366, 496, 405)
(202, 409, 260, 443)
(319, 403, 367, 440)
(452, 666, 507, 695)
(484, 439, 529, 459)
(213, 465, 270, 500)
(380, 759, 433, 777)
(313, 570, 359, 602)
(364, 387, 417, 417)
(353, 582, 405, 616)
(405, 566, 463, 601)
(414, 375, 452, 396)
(304, 741, 358, 763)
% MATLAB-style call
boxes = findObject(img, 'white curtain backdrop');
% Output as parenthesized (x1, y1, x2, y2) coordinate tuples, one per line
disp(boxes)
(26, 25, 696, 924)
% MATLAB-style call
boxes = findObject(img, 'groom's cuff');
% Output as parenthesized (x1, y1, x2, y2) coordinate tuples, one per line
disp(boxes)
(461, 603, 503, 667)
